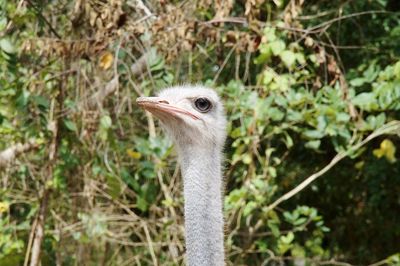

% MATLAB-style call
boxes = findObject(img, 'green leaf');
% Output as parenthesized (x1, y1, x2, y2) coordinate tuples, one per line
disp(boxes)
(0, 18, 7, 31)
(293, 217, 307, 225)
(375, 113, 386, 127)
(0, 38, 15, 53)
(269, 40, 285, 56)
(255, 240, 268, 251)
(295, 53, 306, 65)
(305, 140, 321, 150)
(267, 220, 280, 237)
(263, 27, 277, 42)
(283, 132, 294, 148)
(291, 244, 306, 258)
(321, 226, 330, 232)
(16, 90, 30, 108)
(52, 166, 66, 190)
(92, 165, 102, 175)
(317, 116, 327, 132)
(283, 211, 293, 222)
(243, 201, 257, 217)
(268, 107, 285, 121)
(281, 232, 294, 244)
(242, 154, 252, 164)
(287, 110, 303, 122)
(254, 49, 271, 65)
(394, 61, 400, 80)
(274, 95, 288, 107)
(352, 92, 379, 111)
(33, 95, 50, 108)
(100, 115, 112, 129)
(387, 253, 400, 265)
(230, 127, 243, 138)
(136, 196, 148, 212)
(336, 112, 350, 122)
(349, 77, 365, 87)
(262, 70, 274, 85)
(64, 119, 77, 132)
(268, 166, 277, 178)
(280, 50, 296, 68)
(303, 130, 324, 139)
(106, 174, 121, 199)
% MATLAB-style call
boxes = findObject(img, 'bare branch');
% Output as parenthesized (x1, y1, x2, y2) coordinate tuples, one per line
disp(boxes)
(307, 10, 394, 33)
(267, 121, 400, 211)
(28, 63, 67, 266)
(142, 221, 158, 266)
(29, 190, 50, 266)
(273, 10, 395, 35)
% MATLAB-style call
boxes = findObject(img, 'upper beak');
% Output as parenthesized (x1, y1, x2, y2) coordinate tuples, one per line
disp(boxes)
(136, 96, 200, 120)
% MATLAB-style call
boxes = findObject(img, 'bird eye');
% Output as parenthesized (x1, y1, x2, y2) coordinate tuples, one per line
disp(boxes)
(194, 98, 212, 113)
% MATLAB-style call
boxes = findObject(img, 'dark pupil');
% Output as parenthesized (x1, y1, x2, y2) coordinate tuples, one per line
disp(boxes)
(195, 98, 211, 112)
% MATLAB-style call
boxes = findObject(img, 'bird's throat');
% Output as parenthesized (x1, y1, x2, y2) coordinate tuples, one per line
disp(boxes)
(178, 145, 225, 266)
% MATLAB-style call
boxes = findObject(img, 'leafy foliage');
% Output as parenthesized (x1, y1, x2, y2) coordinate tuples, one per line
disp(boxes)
(0, 0, 399, 265)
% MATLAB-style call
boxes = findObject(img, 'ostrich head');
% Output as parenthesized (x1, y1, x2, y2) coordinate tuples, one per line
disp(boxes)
(136, 85, 227, 149)
(137, 85, 227, 265)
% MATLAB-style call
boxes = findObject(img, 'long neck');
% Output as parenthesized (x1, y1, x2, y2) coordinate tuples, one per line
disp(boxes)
(178, 144, 225, 266)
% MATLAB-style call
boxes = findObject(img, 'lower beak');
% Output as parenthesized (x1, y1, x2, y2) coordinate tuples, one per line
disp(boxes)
(136, 97, 199, 120)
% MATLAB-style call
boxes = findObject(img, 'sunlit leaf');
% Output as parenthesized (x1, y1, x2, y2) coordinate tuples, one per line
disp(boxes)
(280, 50, 296, 68)
(99, 52, 114, 70)
(262, 69, 274, 85)
(126, 149, 142, 159)
(281, 232, 294, 244)
(373, 139, 396, 163)
(270, 40, 285, 56)
(242, 154, 252, 164)
(0, 202, 9, 213)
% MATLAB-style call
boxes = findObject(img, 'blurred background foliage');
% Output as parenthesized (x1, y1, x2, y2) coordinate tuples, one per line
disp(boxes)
(0, 0, 399, 265)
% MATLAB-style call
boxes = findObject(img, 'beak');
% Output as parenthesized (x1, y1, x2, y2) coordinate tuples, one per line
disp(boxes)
(136, 96, 200, 120)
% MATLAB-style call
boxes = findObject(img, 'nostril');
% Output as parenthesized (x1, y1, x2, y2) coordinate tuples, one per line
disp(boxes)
(158, 100, 169, 104)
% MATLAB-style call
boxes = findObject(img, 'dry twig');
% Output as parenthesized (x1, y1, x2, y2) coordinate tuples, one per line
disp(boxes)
(267, 121, 400, 211)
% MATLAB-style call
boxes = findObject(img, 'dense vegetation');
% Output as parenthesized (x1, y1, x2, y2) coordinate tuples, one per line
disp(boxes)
(1, 0, 399, 265)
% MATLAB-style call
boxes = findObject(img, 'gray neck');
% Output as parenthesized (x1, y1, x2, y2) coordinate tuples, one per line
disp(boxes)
(178, 144, 225, 266)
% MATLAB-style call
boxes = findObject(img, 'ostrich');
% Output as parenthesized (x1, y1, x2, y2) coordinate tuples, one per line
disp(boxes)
(136, 85, 227, 266)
